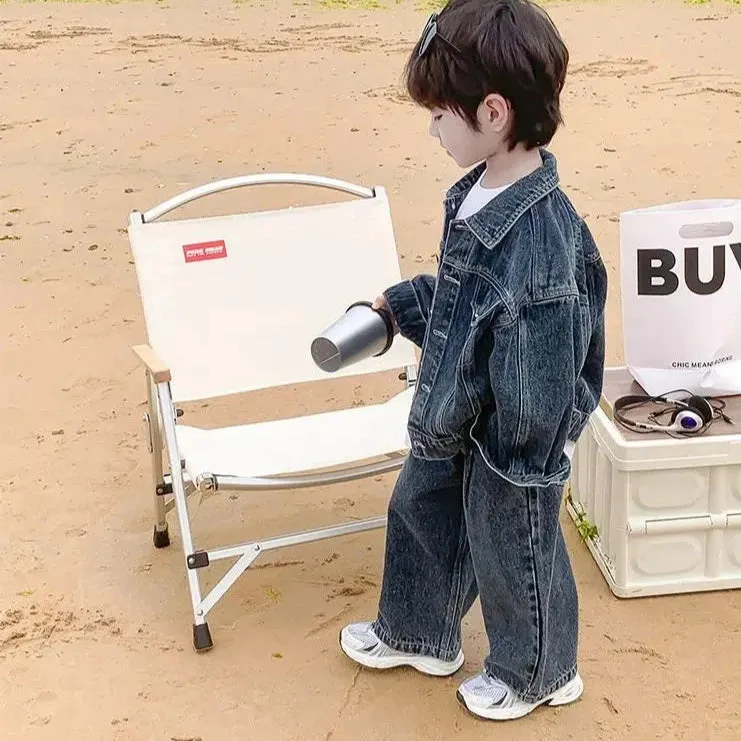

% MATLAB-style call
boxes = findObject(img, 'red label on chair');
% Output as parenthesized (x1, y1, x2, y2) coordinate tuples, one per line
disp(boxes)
(183, 240, 227, 263)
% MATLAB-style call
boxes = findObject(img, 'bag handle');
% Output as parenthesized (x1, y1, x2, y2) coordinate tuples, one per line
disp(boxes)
(678, 222, 734, 239)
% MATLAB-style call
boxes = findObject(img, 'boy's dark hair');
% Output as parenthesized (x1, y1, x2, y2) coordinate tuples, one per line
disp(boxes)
(404, 0, 569, 150)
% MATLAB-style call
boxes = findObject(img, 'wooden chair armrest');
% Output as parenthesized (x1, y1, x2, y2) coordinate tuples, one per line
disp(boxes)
(132, 344, 171, 383)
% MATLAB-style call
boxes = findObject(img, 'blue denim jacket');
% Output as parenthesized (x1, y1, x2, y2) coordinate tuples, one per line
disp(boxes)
(385, 149, 607, 487)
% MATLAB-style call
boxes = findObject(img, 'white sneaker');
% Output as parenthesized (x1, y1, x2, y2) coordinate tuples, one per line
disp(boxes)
(457, 670, 584, 720)
(339, 621, 464, 677)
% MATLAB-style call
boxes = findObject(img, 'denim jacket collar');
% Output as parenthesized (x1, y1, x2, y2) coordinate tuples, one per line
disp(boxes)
(444, 148, 560, 250)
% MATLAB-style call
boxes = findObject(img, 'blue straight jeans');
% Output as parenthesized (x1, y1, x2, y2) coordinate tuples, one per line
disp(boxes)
(371, 449, 579, 703)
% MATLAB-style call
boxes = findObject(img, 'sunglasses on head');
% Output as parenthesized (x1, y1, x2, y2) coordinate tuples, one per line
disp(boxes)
(417, 12, 463, 57)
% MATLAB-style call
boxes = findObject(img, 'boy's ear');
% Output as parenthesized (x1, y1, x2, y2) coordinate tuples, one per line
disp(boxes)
(481, 93, 511, 134)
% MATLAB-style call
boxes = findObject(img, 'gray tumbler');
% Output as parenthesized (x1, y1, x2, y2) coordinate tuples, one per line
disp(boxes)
(311, 301, 396, 373)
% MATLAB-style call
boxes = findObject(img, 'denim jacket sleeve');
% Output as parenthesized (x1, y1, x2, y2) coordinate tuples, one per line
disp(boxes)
(383, 274, 436, 348)
(568, 221, 608, 441)
(475, 295, 585, 485)
(474, 228, 607, 483)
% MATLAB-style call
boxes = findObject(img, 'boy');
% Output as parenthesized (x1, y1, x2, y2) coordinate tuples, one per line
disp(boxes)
(339, 0, 608, 722)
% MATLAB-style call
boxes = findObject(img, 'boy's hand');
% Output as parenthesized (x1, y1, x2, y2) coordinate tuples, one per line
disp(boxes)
(372, 294, 389, 312)
(372, 294, 398, 332)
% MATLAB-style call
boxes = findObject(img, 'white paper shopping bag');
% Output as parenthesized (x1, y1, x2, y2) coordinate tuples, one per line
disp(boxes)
(620, 198, 741, 396)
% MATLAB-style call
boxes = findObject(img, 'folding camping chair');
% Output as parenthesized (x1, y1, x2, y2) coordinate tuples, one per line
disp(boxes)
(127, 174, 419, 652)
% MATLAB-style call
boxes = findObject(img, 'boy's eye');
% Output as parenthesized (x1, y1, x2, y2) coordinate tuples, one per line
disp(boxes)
(433, 114, 443, 122)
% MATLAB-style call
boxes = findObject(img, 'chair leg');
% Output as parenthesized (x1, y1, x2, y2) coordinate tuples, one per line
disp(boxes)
(192, 622, 213, 652)
(155, 381, 212, 652)
(146, 372, 170, 548)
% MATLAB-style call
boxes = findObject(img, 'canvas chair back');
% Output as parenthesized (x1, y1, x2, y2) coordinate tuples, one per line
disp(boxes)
(128, 178, 417, 403)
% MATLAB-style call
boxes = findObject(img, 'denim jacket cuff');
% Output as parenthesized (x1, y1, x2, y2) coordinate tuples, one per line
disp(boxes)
(567, 407, 591, 441)
(384, 280, 427, 348)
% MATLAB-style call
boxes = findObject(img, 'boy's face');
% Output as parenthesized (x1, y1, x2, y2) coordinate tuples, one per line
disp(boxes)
(428, 95, 510, 168)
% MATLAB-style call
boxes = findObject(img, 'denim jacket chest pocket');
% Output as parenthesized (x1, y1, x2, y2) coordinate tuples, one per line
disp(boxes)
(442, 224, 511, 324)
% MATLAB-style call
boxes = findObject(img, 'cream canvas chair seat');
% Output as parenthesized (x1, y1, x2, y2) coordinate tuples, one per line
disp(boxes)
(127, 174, 418, 652)
(176, 387, 414, 483)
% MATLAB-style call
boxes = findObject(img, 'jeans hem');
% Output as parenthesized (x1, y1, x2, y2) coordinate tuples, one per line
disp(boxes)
(484, 662, 578, 704)
(372, 615, 461, 663)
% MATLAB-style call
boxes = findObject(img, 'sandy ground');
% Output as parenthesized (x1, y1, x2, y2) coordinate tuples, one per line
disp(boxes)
(1, 0, 741, 738)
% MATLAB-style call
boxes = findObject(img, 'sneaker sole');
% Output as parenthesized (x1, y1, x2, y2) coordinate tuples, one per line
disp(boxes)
(339, 630, 465, 677)
(456, 673, 584, 721)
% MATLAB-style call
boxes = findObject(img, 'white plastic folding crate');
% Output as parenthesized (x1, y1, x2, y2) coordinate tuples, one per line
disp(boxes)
(567, 367, 741, 598)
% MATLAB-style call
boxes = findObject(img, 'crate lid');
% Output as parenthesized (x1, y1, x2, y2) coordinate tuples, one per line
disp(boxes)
(599, 367, 740, 440)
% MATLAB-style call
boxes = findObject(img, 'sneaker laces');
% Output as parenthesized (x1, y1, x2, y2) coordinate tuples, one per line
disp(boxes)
(346, 622, 381, 651)
(463, 671, 508, 704)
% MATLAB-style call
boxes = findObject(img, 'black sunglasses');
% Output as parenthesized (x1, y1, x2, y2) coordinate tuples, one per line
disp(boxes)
(417, 12, 463, 57)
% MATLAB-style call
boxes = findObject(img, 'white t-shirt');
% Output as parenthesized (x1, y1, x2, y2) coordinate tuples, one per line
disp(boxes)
(456, 171, 511, 220)
(564, 440, 576, 460)
(456, 169, 578, 463)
